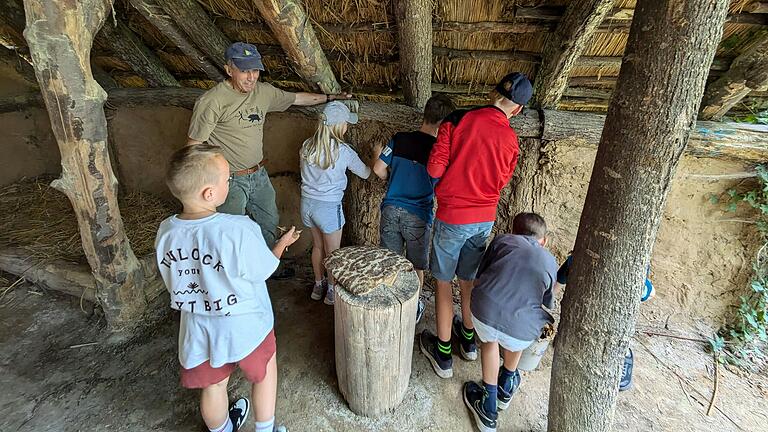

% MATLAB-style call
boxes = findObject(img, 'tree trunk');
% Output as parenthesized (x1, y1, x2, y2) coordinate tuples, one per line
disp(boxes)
(23, 0, 148, 328)
(128, 0, 225, 81)
(395, 0, 432, 108)
(533, 0, 617, 108)
(699, 34, 768, 120)
(495, 138, 548, 234)
(158, 0, 232, 69)
(97, 16, 179, 87)
(252, 0, 341, 94)
(547, 1, 729, 431)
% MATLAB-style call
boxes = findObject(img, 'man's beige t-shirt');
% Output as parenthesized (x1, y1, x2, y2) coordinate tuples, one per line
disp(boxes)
(188, 81, 296, 170)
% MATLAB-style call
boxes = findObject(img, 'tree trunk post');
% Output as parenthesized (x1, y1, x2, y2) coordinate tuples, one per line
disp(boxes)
(23, 0, 148, 328)
(699, 34, 768, 120)
(547, 1, 729, 431)
(157, 0, 232, 69)
(395, 0, 432, 108)
(252, 0, 341, 94)
(533, 0, 619, 108)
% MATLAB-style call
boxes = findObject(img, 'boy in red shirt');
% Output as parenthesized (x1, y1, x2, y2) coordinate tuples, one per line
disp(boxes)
(419, 73, 533, 378)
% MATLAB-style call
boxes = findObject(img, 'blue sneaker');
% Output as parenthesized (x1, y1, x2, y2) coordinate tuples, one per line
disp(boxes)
(619, 347, 634, 391)
(452, 316, 478, 361)
(463, 381, 498, 432)
(497, 368, 521, 410)
(419, 330, 453, 378)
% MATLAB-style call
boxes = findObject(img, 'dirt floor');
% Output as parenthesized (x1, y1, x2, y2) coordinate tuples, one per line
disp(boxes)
(2, 263, 768, 432)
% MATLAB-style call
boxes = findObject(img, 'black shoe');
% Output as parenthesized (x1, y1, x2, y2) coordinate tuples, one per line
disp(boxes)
(269, 266, 295, 280)
(419, 330, 453, 379)
(619, 347, 634, 391)
(497, 368, 521, 411)
(228, 397, 250, 432)
(452, 316, 478, 361)
(463, 381, 498, 432)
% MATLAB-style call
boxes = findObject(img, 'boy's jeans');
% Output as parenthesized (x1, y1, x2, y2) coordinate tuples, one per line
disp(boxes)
(218, 168, 279, 247)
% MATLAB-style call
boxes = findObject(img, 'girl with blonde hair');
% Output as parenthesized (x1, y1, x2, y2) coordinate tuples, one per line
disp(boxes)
(300, 101, 371, 305)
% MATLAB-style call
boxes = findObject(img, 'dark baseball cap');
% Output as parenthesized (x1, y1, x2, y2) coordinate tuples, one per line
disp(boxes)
(225, 42, 264, 71)
(495, 73, 533, 106)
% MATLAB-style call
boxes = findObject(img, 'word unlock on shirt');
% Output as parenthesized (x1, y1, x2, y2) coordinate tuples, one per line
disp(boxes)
(160, 248, 224, 273)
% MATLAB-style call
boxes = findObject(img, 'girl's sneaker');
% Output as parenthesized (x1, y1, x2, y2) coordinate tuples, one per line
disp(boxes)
(324, 284, 335, 305)
(310, 280, 326, 301)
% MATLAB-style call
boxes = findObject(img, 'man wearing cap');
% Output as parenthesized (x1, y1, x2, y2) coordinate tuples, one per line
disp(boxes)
(418, 73, 534, 381)
(187, 42, 351, 279)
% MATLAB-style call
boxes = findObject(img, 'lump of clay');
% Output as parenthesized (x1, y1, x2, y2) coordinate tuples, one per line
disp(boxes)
(324, 246, 414, 295)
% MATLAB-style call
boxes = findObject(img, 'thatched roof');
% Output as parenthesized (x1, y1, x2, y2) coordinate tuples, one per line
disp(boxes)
(1, 0, 766, 115)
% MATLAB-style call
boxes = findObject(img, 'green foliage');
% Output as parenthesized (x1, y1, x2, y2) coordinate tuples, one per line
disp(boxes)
(711, 165, 768, 366)
(724, 110, 768, 126)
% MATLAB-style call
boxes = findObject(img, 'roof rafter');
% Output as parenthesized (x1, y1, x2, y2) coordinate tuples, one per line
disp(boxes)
(157, 0, 232, 69)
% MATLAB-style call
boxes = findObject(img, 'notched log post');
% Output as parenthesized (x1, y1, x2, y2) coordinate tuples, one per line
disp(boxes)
(252, 0, 341, 94)
(395, 0, 432, 108)
(23, 0, 148, 328)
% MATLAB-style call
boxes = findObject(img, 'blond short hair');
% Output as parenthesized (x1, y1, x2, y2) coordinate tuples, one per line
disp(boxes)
(165, 144, 223, 200)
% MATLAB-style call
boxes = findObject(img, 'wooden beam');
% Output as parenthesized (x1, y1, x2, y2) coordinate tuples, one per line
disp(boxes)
(23, 0, 148, 328)
(128, 0, 225, 81)
(700, 34, 768, 120)
(746, 2, 768, 14)
(158, 0, 232, 68)
(533, 0, 619, 109)
(251, 0, 341, 93)
(97, 16, 179, 87)
(0, 248, 96, 303)
(395, 0, 432, 108)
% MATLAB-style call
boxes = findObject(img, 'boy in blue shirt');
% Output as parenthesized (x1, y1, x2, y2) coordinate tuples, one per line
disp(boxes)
(372, 94, 456, 322)
(555, 254, 656, 391)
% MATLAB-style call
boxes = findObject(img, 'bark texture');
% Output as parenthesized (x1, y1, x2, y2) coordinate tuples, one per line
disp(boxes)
(252, 0, 341, 94)
(128, 0, 225, 81)
(700, 34, 768, 120)
(546, 1, 730, 431)
(533, 0, 616, 108)
(97, 16, 179, 87)
(158, 0, 232, 68)
(23, 0, 148, 328)
(395, 0, 432, 108)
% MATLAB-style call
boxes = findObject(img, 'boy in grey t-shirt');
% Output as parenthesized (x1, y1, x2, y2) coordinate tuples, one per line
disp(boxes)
(462, 213, 557, 432)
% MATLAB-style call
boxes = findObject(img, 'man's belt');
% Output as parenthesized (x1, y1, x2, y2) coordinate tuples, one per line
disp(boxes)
(232, 159, 268, 177)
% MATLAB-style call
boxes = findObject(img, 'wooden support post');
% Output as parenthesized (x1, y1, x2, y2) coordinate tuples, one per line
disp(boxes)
(700, 34, 768, 120)
(97, 16, 179, 87)
(546, 0, 730, 430)
(395, 0, 432, 108)
(533, 0, 617, 108)
(157, 0, 232, 68)
(23, 0, 148, 328)
(252, 0, 341, 93)
(128, 0, 225, 81)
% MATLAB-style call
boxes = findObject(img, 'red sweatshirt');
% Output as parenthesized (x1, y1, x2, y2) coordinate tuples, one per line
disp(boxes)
(427, 106, 519, 224)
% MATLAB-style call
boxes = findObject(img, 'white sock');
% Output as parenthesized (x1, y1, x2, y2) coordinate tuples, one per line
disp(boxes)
(314, 279, 323, 286)
(210, 417, 233, 432)
(255, 417, 275, 432)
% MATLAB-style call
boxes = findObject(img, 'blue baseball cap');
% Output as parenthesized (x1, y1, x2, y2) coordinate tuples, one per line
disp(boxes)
(495, 72, 533, 106)
(225, 42, 264, 71)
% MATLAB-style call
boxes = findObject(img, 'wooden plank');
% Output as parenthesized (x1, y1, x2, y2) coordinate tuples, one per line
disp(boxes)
(158, 0, 232, 68)
(700, 34, 768, 120)
(97, 17, 180, 87)
(533, 0, 616, 108)
(128, 0, 225, 81)
(252, 0, 340, 94)
(395, 0, 432, 108)
(0, 248, 96, 303)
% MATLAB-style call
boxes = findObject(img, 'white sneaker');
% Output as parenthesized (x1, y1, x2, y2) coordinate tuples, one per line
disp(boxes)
(310, 280, 325, 301)
(324, 284, 335, 305)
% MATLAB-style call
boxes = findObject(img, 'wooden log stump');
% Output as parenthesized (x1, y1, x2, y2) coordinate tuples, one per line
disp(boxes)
(324, 246, 419, 417)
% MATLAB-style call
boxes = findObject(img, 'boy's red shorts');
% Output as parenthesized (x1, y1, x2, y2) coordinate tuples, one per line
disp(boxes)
(180, 330, 276, 389)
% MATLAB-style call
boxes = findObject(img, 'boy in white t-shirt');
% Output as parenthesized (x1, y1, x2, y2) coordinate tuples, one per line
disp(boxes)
(156, 144, 300, 432)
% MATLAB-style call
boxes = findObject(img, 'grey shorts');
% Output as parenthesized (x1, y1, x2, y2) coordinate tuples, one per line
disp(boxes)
(430, 219, 493, 281)
(301, 197, 344, 234)
(472, 314, 534, 352)
(379, 205, 430, 270)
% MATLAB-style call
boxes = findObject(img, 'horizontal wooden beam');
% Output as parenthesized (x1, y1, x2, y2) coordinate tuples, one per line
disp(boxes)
(0, 248, 96, 303)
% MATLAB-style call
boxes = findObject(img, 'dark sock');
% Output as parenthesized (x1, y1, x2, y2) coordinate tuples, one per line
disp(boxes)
(437, 338, 452, 360)
(499, 366, 516, 393)
(461, 324, 475, 342)
(482, 381, 498, 415)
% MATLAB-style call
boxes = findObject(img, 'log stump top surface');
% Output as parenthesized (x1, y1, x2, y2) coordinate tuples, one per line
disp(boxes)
(324, 246, 417, 308)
